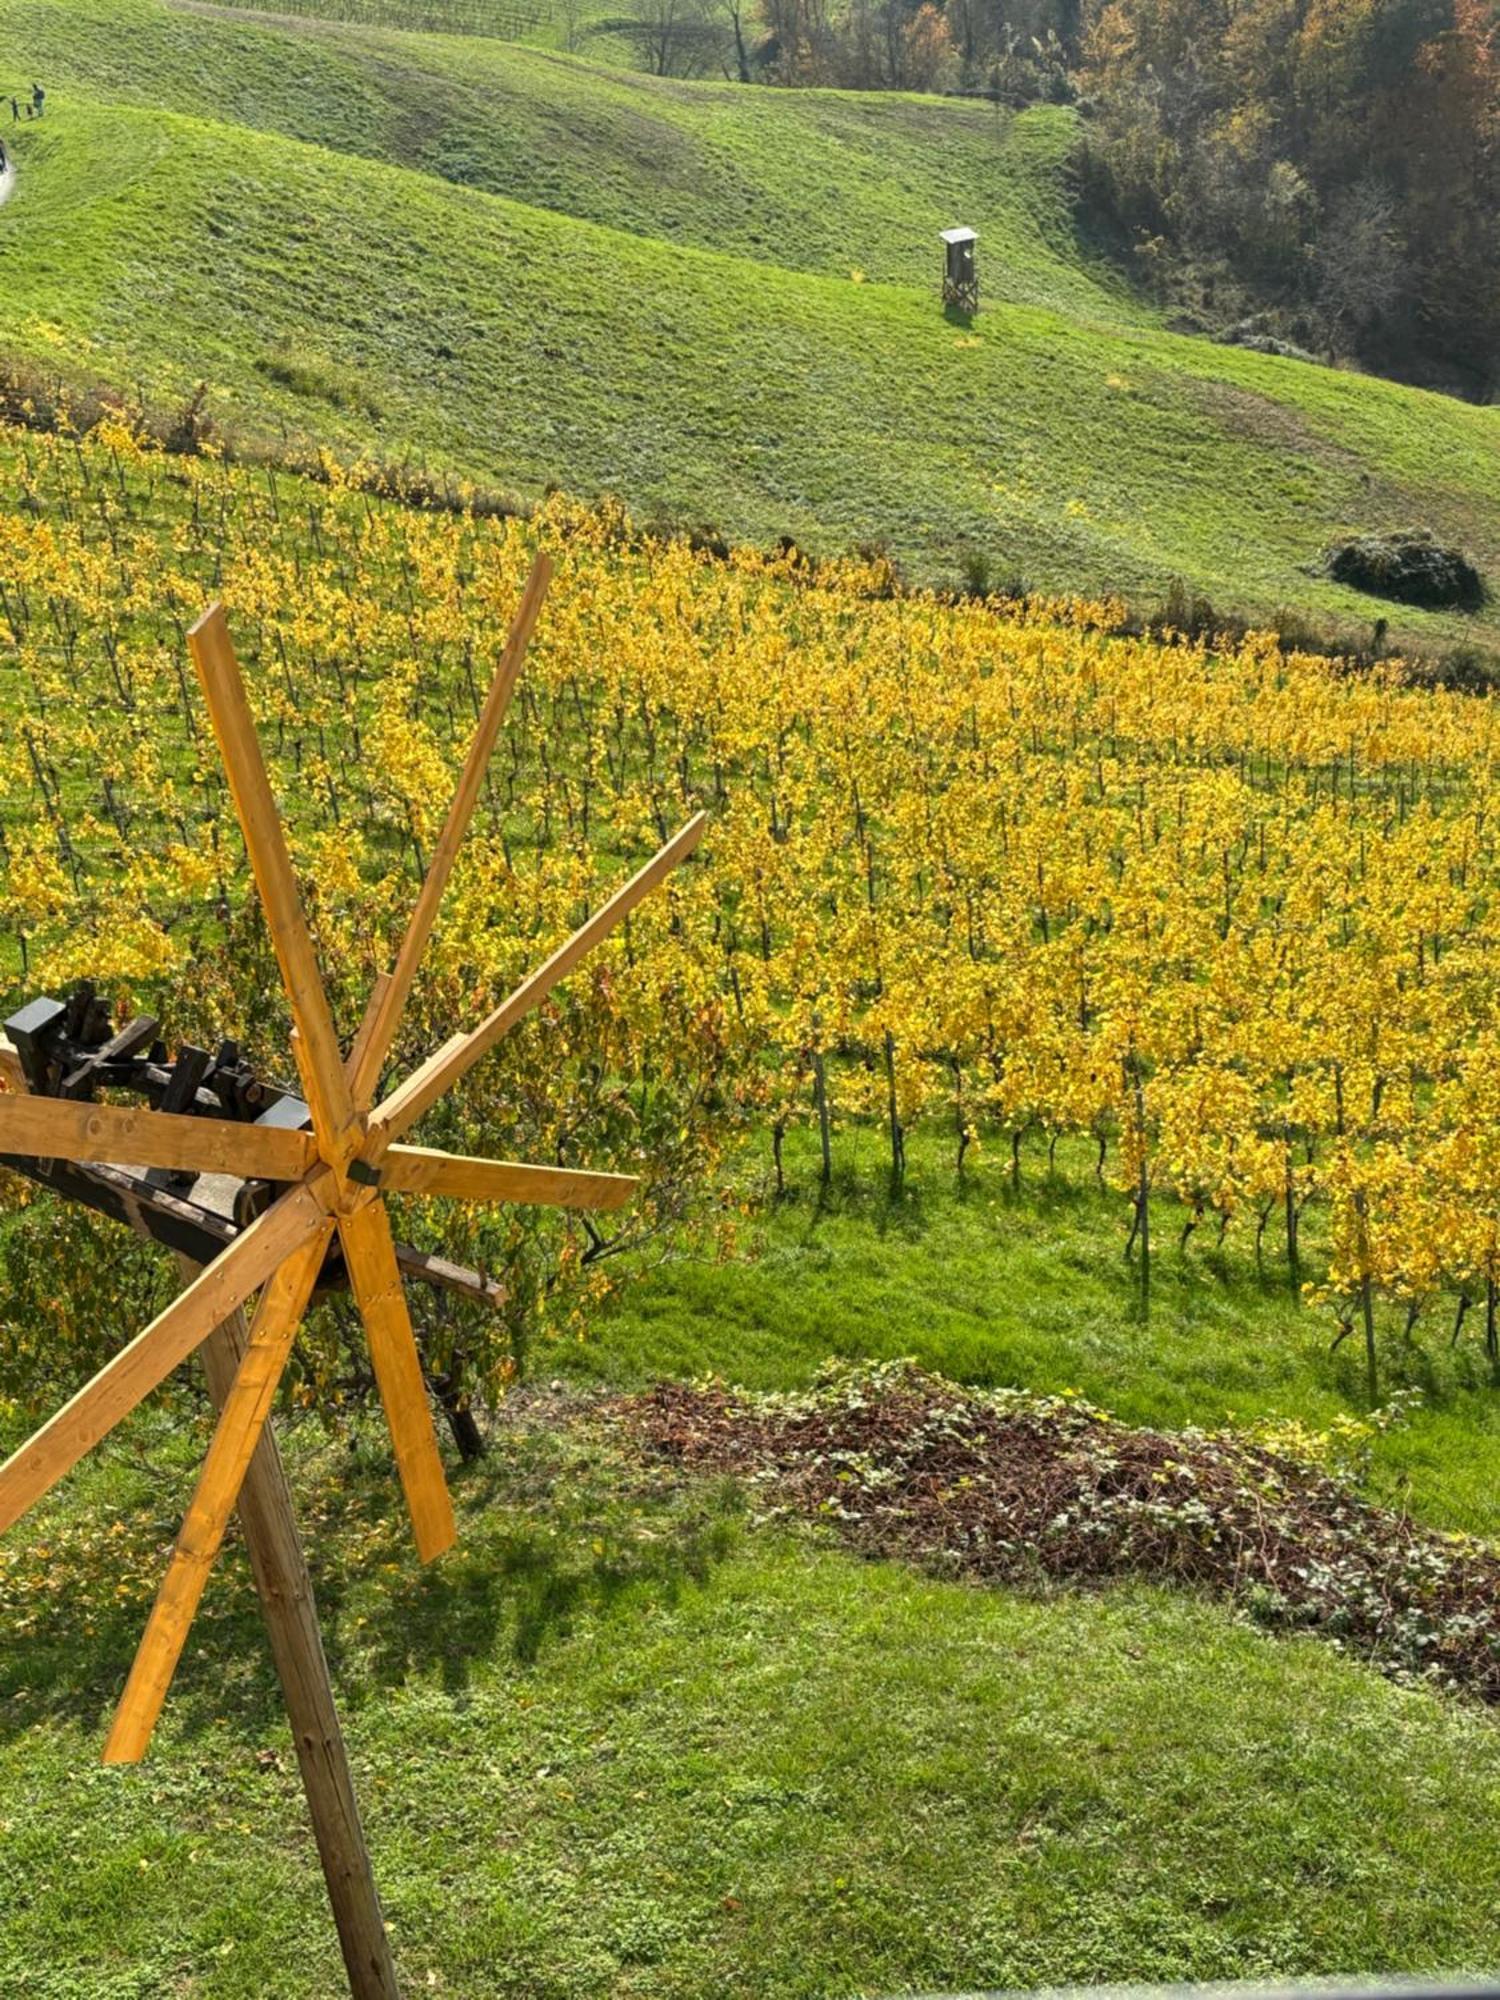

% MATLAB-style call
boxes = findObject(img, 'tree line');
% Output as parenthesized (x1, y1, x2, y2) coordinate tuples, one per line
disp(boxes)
(1074, 0, 1499, 397)
(608, 0, 1498, 399)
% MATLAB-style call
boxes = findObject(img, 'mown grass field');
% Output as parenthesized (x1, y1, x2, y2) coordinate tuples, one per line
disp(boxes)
(1, 0, 1118, 299)
(2, 0, 1500, 652)
(5, 1129, 1500, 1998)
(177, 0, 644, 60)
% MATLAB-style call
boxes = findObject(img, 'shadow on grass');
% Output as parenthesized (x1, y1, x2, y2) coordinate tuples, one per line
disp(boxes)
(346, 1479, 739, 1700)
(777, 1165, 934, 1251)
(0, 1421, 741, 1741)
(786, 1150, 1123, 1264)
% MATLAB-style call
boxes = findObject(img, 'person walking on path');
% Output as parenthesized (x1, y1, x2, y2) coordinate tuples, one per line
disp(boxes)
(9, 97, 18, 122)
(30, 83, 44, 117)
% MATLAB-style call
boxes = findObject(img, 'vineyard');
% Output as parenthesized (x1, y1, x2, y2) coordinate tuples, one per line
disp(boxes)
(4, 415, 1500, 1415)
(8, 0, 1500, 1983)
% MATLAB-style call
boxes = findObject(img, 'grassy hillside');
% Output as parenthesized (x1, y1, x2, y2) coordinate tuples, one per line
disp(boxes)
(0, 0, 1123, 302)
(197, 0, 583, 43)
(175, 0, 636, 57)
(2, 0, 1499, 652)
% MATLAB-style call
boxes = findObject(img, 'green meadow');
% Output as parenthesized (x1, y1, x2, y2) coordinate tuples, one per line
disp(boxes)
(2, 0, 1500, 653)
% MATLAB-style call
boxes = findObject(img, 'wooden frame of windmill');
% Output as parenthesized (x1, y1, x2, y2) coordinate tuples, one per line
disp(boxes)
(0, 555, 705, 2000)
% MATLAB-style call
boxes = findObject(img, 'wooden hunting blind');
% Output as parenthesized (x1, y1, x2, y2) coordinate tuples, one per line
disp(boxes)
(0, 554, 706, 1999)
(940, 225, 979, 313)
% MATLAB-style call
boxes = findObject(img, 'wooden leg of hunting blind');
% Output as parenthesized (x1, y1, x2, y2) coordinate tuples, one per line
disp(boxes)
(183, 1264, 403, 2000)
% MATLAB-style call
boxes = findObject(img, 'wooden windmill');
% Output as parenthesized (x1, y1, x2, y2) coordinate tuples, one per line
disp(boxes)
(0, 555, 705, 1998)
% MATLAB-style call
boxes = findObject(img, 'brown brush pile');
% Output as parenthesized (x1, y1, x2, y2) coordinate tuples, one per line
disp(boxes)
(625, 1361, 1500, 1703)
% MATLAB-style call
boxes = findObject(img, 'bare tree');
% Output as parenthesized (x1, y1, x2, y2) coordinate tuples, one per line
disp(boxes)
(598, 0, 726, 75)
(1316, 180, 1404, 346)
(556, 0, 588, 49)
(724, 0, 755, 79)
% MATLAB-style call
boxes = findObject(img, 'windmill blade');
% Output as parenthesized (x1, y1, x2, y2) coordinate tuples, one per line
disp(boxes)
(349, 555, 553, 1112)
(189, 605, 362, 1168)
(102, 1220, 335, 1765)
(0, 1182, 328, 1538)
(337, 1200, 456, 1563)
(344, 971, 394, 1104)
(0, 1091, 319, 1182)
(382, 1144, 638, 1212)
(368, 812, 707, 1149)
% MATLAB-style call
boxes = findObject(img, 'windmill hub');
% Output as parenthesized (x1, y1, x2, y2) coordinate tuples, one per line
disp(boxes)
(331, 1168, 375, 1217)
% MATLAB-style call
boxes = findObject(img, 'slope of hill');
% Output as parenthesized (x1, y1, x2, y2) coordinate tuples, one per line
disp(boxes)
(2, 0, 1500, 655)
(2, 0, 1131, 309)
(177, 0, 625, 54)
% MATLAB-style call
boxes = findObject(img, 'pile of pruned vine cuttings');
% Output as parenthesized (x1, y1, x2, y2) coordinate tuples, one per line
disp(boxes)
(624, 1361, 1500, 1703)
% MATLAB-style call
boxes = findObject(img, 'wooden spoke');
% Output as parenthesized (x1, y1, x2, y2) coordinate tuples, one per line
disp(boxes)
(392, 1243, 504, 1308)
(368, 813, 707, 1150)
(0, 1183, 328, 1538)
(0, 1091, 319, 1182)
(382, 1145, 638, 1212)
(336, 1201, 455, 1563)
(349, 556, 552, 1112)
(345, 971, 394, 1107)
(189, 606, 361, 1167)
(103, 1221, 335, 1765)
(175, 1260, 403, 1996)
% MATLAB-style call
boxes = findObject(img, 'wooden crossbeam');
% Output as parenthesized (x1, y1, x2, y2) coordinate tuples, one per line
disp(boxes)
(367, 813, 707, 1150)
(337, 1200, 456, 1563)
(189, 607, 362, 1168)
(0, 1182, 328, 1538)
(382, 1144, 637, 1211)
(349, 556, 552, 1112)
(0, 1092, 319, 1182)
(393, 1242, 504, 1307)
(102, 1221, 336, 1764)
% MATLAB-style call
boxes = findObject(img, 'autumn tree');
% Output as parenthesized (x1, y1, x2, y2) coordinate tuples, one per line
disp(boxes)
(1078, 0, 1500, 392)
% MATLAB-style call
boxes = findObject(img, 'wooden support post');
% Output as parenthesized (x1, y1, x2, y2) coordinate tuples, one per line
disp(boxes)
(183, 1261, 403, 2000)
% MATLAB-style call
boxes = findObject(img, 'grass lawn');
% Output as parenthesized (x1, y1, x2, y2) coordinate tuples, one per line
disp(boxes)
(3, 1401, 1500, 1998)
(155, 0, 660, 63)
(2, 1, 1500, 650)
(4, 1124, 1500, 1994)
